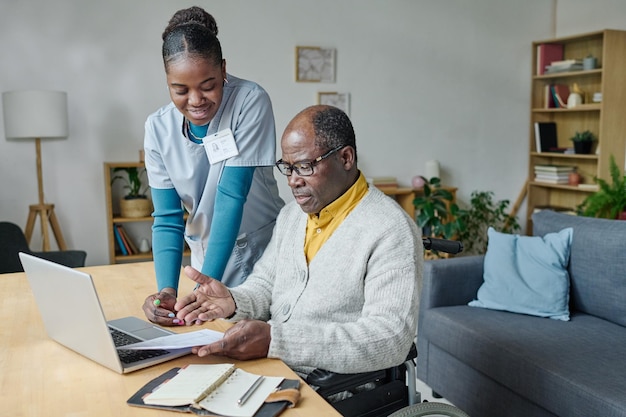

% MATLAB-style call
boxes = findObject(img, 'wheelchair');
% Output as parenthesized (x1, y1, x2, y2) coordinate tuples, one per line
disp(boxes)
(307, 237, 468, 417)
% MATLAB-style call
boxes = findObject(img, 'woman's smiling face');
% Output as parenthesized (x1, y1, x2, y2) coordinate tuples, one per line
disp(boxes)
(166, 56, 226, 125)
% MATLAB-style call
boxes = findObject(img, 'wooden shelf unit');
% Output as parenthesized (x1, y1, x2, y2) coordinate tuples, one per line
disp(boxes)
(104, 162, 153, 264)
(526, 29, 626, 232)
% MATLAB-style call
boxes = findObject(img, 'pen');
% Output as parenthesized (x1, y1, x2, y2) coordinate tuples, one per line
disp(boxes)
(237, 375, 264, 406)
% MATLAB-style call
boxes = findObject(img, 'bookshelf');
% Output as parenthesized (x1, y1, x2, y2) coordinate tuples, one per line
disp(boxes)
(104, 162, 191, 264)
(104, 162, 153, 263)
(527, 29, 626, 232)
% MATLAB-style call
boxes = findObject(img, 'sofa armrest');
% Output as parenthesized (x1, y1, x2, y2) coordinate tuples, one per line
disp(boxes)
(420, 255, 484, 311)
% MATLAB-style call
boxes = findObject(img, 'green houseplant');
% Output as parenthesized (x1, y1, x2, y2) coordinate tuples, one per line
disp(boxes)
(577, 154, 626, 219)
(110, 167, 152, 218)
(412, 178, 521, 257)
(413, 176, 465, 241)
(456, 191, 520, 256)
(570, 130, 596, 154)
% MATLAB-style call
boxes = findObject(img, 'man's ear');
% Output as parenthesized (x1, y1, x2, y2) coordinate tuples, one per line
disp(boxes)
(340, 146, 356, 170)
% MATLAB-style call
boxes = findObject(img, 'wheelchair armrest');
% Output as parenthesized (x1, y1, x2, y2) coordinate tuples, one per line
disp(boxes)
(306, 343, 417, 395)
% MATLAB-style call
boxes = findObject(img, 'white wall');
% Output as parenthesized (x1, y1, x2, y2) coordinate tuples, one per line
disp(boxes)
(556, 0, 626, 36)
(0, 0, 559, 266)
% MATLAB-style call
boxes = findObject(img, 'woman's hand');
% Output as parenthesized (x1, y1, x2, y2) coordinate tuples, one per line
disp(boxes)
(142, 288, 181, 326)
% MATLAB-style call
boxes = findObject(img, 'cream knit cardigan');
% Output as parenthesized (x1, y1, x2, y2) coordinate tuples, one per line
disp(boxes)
(230, 186, 423, 376)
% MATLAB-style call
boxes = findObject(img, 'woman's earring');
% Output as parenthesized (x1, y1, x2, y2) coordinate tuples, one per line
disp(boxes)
(223, 78, 229, 85)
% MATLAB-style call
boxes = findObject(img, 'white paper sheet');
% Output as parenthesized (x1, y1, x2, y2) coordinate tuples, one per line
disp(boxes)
(198, 368, 284, 417)
(118, 328, 224, 350)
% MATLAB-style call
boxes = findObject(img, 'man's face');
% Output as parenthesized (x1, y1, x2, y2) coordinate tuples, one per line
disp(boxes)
(280, 126, 349, 214)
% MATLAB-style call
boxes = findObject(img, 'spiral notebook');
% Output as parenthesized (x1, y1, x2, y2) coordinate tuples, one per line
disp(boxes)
(129, 364, 293, 417)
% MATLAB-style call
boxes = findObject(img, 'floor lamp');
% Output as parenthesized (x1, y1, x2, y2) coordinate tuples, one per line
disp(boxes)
(2, 90, 69, 251)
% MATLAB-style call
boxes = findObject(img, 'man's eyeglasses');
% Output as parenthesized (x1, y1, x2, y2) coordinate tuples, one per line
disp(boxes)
(275, 145, 344, 177)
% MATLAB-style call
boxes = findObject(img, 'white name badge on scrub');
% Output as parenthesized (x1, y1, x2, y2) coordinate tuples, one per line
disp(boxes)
(203, 128, 239, 164)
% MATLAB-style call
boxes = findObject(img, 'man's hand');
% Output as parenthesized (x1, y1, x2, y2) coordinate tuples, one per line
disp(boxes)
(192, 319, 271, 360)
(175, 266, 236, 325)
(142, 288, 180, 326)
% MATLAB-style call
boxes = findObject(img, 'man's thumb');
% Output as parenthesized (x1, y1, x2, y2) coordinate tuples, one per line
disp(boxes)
(183, 265, 212, 285)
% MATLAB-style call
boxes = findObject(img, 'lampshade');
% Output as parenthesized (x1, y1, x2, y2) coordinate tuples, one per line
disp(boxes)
(2, 90, 69, 139)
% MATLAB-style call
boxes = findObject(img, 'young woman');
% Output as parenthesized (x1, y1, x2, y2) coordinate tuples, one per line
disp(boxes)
(141, 6, 284, 325)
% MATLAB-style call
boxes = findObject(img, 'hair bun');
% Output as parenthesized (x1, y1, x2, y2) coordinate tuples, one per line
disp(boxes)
(162, 6, 218, 40)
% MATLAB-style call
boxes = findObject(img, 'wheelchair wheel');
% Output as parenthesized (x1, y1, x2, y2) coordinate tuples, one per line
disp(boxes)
(387, 401, 470, 417)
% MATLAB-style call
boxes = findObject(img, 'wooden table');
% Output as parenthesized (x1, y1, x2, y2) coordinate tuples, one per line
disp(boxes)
(0, 262, 340, 417)
(381, 186, 458, 218)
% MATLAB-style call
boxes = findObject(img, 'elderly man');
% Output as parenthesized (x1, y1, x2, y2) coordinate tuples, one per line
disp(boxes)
(175, 105, 422, 376)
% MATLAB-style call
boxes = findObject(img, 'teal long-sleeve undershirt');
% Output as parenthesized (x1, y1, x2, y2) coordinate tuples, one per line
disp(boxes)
(152, 166, 255, 292)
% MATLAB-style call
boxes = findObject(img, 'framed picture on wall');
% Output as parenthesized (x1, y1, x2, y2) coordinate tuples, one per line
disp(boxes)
(318, 92, 350, 116)
(296, 46, 336, 82)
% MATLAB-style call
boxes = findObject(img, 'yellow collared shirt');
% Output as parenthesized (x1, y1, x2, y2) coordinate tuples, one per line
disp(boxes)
(304, 172, 369, 263)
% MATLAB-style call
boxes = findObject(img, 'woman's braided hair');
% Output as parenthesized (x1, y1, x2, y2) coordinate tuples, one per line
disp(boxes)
(161, 6, 222, 70)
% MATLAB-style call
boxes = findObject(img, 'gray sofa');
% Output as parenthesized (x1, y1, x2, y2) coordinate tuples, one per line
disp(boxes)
(416, 210, 626, 417)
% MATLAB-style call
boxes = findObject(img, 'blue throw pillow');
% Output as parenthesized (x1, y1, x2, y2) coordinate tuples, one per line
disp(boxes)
(469, 227, 573, 321)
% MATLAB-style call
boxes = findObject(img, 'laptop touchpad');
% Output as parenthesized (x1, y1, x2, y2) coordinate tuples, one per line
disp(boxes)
(133, 326, 173, 340)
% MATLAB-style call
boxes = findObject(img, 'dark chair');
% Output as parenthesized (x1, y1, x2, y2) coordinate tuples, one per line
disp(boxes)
(0, 221, 87, 273)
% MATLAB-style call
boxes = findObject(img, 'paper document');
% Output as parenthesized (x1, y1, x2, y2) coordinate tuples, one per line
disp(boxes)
(118, 328, 224, 350)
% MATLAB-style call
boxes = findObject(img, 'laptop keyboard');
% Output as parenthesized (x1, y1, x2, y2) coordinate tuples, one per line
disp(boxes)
(109, 327, 169, 364)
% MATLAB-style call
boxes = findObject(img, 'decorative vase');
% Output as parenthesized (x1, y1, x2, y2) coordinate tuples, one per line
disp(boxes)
(120, 197, 152, 218)
(567, 92, 582, 108)
(568, 171, 581, 186)
(573, 141, 593, 155)
(138, 238, 151, 253)
(425, 160, 440, 180)
(583, 56, 597, 71)
(412, 175, 426, 189)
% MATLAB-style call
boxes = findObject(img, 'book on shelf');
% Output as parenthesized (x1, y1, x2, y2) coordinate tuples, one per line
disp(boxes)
(533, 164, 576, 173)
(370, 176, 398, 190)
(534, 122, 558, 152)
(113, 225, 128, 256)
(548, 59, 582, 67)
(551, 84, 570, 108)
(116, 224, 138, 254)
(535, 173, 571, 180)
(534, 177, 570, 184)
(543, 84, 569, 108)
(544, 85, 555, 108)
(536, 43, 563, 75)
(127, 364, 298, 417)
(544, 60, 584, 73)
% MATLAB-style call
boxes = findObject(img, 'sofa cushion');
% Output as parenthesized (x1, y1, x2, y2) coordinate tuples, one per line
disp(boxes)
(532, 210, 626, 327)
(469, 227, 572, 321)
(422, 306, 626, 417)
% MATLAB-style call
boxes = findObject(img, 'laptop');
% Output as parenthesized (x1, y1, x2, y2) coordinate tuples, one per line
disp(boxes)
(19, 252, 191, 374)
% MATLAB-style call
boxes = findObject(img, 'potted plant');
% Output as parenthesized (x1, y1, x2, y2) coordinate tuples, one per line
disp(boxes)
(570, 130, 596, 154)
(111, 167, 152, 218)
(413, 177, 465, 257)
(577, 154, 626, 220)
(456, 191, 520, 256)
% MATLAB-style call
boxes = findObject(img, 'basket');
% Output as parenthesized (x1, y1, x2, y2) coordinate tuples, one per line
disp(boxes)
(120, 197, 152, 218)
